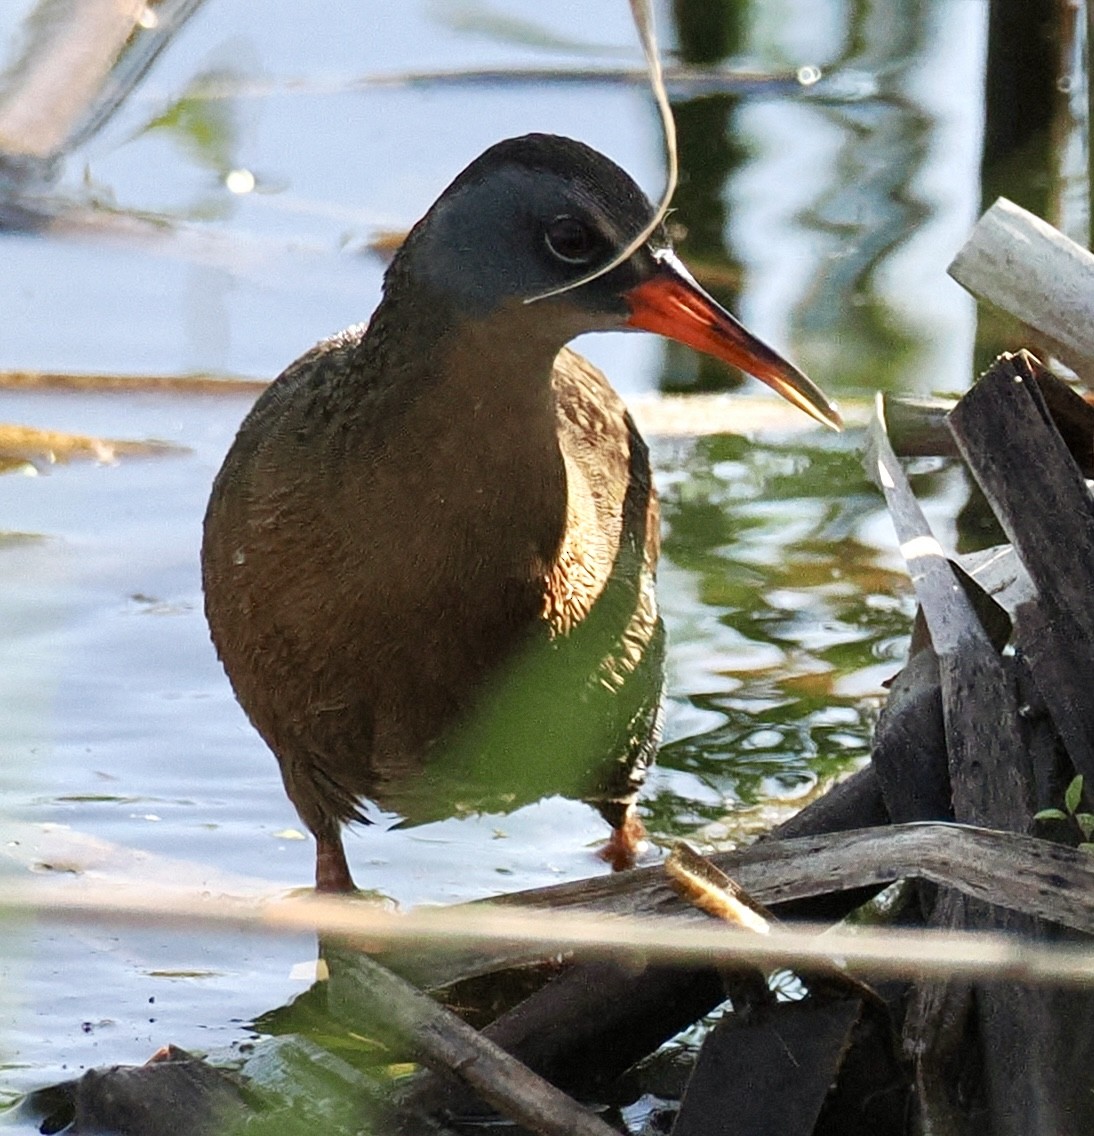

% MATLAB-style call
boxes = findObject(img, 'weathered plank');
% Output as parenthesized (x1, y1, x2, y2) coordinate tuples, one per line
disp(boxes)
(671, 999, 879, 1136)
(865, 394, 1032, 826)
(869, 621, 951, 823)
(368, 822, 1094, 994)
(948, 198, 1094, 381)
(948, 353, 1094, 783)
(915, 354, 1094, 1136)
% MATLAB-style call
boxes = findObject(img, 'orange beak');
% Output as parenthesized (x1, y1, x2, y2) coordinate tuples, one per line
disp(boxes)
(625, 251, 842, 431)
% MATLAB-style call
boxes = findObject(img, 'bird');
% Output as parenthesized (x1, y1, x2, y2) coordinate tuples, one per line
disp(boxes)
(201, 133, 840, 893)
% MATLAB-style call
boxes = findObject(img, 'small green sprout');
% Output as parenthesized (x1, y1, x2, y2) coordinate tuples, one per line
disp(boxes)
(1034, 774, 1094, 851)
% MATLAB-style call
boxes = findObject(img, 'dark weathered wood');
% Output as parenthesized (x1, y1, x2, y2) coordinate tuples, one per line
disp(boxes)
(323, 948, 619, 1136)
(906, 887, 1094, 1136)
(1013, 653, 1074, 818)
(870, 628, 951, 823)
(372, 823, 1094, 995)
(903, 891, 984, 1132)
(400, 961, 727, 1119)
(1030, 364, 1094, 474)
(814, 997, 911, 1136)
(866, 395, 1032, 826)
(886, 354, 1094, 1136)
(949, 353, 1094, 783)
(671, 999, 863, 1136)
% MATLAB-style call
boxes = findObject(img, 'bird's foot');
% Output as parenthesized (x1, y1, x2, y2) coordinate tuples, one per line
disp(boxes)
(598, 808, 647, 872)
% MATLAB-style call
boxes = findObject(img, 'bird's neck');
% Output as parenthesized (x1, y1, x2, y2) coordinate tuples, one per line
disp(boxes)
(356, 291, 574, 581)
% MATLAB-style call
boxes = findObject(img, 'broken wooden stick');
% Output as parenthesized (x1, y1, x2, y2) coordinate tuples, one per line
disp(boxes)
(949, 197, 1094, 381)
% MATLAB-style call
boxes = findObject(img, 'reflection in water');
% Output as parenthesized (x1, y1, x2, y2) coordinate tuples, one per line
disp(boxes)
(658, 0, 973, 399)
(964, 1, 1077, 549)
(973, 0, 1073, 374)
(782, 0, 932, 394)
(649, 431, 908, 841)
(653, 0, 938, 397)
(980, 0, 1057, 223)
(661, 0, 748, 394)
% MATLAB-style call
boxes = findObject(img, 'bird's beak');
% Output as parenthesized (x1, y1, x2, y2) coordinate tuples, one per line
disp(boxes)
(624, 250, 842, 431)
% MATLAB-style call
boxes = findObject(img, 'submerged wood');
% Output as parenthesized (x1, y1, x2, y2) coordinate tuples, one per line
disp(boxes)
(322, 947, 619, 1136)
(0, 369, 267, 395)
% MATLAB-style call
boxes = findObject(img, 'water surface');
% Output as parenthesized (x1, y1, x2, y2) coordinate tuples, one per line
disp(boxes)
(0, 0, 987, 1118)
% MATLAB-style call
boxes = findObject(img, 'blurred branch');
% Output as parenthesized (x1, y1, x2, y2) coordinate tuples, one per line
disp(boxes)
(7, 822, 1094, 987)
(0, 0, 205, 180)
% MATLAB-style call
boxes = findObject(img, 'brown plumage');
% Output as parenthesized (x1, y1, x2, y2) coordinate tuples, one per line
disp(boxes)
(202, 134, 839, 891)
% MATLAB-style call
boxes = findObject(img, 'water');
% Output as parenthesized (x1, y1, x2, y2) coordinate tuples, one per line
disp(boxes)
(0, 0, 992, 1121)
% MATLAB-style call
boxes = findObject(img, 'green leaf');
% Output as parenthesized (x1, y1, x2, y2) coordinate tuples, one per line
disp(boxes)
(1066, 774, 1084, 816)
(1077, 813, 1094, 840)
(1034, 808, 1069, 822)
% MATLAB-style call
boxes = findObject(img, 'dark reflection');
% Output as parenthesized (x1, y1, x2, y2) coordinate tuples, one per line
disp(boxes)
(980, 0, 1057, 221)
(963, 0, 1062, 549)
(652, 432, 904, 835)
(974, 0, 1061, 375)
(661, 0, 748, 393)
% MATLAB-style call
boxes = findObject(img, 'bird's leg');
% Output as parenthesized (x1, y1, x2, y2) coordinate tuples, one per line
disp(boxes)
(598, 804, 647, 872)
(315, 829, 356, 893)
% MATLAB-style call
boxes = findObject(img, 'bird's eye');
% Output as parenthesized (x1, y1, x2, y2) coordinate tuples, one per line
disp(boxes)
(544, 215, 600, 265)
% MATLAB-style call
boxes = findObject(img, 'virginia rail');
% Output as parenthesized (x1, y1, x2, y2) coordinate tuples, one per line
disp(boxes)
(202, 134, 840, 892)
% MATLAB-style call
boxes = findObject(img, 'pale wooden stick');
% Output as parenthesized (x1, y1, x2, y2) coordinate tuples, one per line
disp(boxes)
(948, 197, 1094, 378)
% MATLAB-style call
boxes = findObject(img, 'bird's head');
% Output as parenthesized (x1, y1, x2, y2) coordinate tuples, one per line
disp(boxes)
(390, 133, 841, 430)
